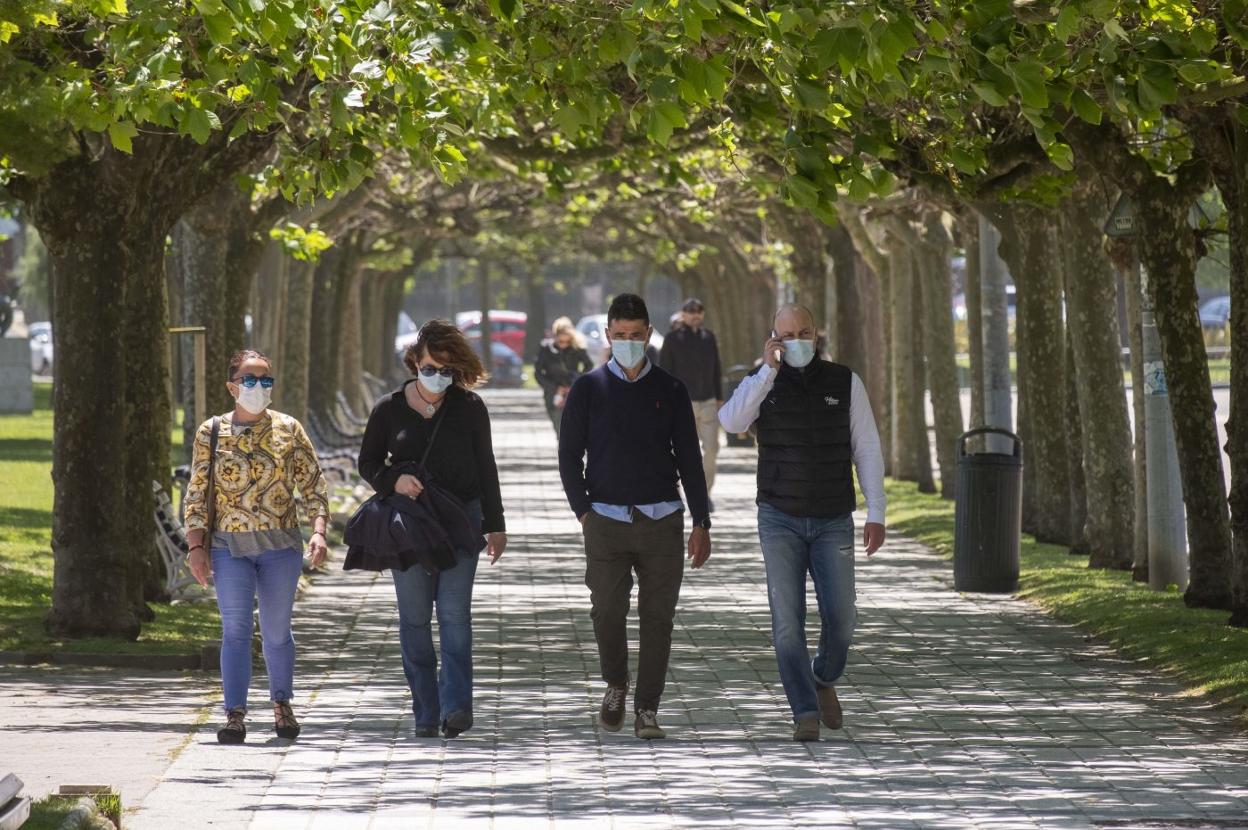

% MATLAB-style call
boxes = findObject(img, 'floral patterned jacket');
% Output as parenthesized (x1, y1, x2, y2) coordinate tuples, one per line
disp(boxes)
(184, 411, 330, 534)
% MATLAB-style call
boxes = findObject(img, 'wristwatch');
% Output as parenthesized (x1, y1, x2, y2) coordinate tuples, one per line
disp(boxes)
(695, 516, 712, 530)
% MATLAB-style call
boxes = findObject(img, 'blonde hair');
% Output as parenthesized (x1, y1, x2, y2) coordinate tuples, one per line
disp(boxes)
(552, 316, 586, 349)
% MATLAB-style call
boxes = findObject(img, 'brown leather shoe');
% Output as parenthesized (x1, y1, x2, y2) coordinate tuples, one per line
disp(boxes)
(599, 683, 627, 732)
(818, 686, 843, 729)
(793, 717, 821, 742)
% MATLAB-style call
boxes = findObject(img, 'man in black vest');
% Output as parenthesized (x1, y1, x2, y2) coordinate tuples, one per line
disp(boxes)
(719, 304, 886, 741)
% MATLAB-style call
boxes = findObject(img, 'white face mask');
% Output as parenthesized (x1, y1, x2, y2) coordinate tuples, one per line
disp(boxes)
(418, 371, 454, 395)
(782, 339, 817, 368)
(611, 339, 646, 369)
(236, 383, 271, 415)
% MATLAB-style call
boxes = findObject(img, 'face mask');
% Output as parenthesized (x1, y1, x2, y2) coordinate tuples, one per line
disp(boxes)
(611, 339, 646, 369)
(236, 384, 271, 415)
(418, 372, 454, 395)
(782, 339, 816, 369)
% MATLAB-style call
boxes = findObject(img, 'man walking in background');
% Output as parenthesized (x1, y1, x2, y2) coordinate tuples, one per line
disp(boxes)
(659, 298, 723, 505)
(559, 293, 712, 740)
(719, 303, 886, 742)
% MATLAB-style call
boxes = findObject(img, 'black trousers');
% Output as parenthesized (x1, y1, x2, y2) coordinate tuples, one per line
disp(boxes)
(582, 509, 685, 712)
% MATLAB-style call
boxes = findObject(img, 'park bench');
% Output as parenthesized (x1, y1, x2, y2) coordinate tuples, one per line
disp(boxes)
(335, 390, 370, 430)
(152, 480, 206, 601)
(1, 772, 31, 830)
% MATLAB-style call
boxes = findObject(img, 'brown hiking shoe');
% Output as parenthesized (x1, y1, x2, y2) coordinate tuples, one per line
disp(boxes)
(793, 717, 821, 742)
(818, 686, 843, 729)
(599, 683, 627, 732)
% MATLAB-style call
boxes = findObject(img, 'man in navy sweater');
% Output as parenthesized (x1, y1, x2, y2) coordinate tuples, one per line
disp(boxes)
(559, 293, 712, 740)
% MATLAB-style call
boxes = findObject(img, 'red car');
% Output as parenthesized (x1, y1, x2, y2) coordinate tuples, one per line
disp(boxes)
(456, 310, 528, 357)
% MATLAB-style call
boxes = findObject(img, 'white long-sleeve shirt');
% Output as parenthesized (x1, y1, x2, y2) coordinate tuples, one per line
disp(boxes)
(718, 363, 886, 525)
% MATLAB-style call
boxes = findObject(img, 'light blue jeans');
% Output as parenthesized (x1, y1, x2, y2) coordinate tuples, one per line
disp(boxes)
(391, 500, 483, 731)
(757, 503, 857, 723)
(211, 547, 303, 713)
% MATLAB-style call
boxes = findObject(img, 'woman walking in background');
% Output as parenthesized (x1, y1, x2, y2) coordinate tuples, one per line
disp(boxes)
(184, 349, 331, 745)
(534, 316, 593, 434)
(357, 320, 507, 738)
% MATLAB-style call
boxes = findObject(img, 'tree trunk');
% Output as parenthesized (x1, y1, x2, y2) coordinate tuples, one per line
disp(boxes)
(911, 257, 935, 494)
(886, 229, 925, 484)
(171, 206, 231, 437)
(524, 267, 547, 362)
(338, 266, 366, 415)
(1135, 179, 1233, 608)
(1106, 237, 1149, 580)
(1060, 182, 1135, 569)
(841, 211, 893, 473)
(915, 212, 963, 499)
(826, 224, 871, 382)
(379, 274, 406, 382)
(279, 260, 315, 422)
(478, 264, 493, 373)
(996, 204, 1072, 545)
(1190, 114, 1248, 623)
(1065, 323, 1090, 556)
(961, 215, 987, 429)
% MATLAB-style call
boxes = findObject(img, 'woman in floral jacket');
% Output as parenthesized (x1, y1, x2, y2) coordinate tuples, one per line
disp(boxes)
(184, 349, 330, 745)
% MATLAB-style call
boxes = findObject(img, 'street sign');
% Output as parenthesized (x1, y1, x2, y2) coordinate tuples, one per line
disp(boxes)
(1104, 194, 1136, 237)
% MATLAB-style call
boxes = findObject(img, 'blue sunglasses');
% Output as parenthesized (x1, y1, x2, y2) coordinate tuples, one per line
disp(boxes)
(233, 374, 275, 389)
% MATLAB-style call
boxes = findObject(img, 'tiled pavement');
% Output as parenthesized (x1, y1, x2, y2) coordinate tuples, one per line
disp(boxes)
(11, 389, 1248, 829)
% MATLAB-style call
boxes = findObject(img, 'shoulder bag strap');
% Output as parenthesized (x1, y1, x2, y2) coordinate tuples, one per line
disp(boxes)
(419, 404, 448, 469)
(205, 416, 220, 535)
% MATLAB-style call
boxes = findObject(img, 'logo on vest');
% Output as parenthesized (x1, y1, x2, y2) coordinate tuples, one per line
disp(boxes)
(825, 396, 840, 406)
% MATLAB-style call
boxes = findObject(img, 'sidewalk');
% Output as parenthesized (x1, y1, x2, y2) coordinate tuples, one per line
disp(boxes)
(6, 389, 1248, 829)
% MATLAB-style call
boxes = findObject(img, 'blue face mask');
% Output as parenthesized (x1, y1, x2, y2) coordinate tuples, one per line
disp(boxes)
(611, 339, 647, 369)
(418, 371, 454, 395)
(782, 339, 816, 368)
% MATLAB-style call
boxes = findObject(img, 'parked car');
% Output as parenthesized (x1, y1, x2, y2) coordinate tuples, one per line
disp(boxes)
(1199, 295, 1231, 331)
(455, 310, 527, 357)
(393, 332, 527, 388)
(576, 313, 665, 366)
(28, 321, 52, 375)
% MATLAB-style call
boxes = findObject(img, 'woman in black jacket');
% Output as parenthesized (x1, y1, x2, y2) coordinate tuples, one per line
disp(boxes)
(357, 319, 506, 738)
(534, 316, 593, 434)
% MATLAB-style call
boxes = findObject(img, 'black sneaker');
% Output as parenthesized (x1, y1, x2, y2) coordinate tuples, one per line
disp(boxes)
(442, 710, 473, 738)
(599, 683, 628, 732)
(634, 709, 666, 740)
(274, 701, 301, 740)
(217, 708, 246, 744)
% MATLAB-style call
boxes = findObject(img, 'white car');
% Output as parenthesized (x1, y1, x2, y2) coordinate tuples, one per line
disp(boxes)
(28, 321, 53, 375)
(576, 313, 665, 366)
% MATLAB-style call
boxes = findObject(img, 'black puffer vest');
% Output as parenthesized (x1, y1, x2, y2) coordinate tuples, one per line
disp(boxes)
(755, 358, 856, 518)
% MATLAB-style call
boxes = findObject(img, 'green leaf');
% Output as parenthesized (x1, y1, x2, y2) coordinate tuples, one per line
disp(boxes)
(599, 23, 637, 64)
(552, 104, 586, 136)
(1007, 60, 1049, 109)
(972, 82, 1008, 107)
(107, 120, 137, 154)
(1071, 88, 1102, 124)
(201, 12, 233, 44)
(1054, 6, 1081, 39)
(1136, 67, 1177, 112)
(927, 19, 948, 42)
(487, 0, 520, 22)
(1044, 141, 1074, 171)
(950, 146, 982, 174)
(719, 0, 764, 27)
(794, 79, 829, 111)
(1102, 18, 1128, 40)
(648, 108, 674, 146)
(1177, 61, 1220, 84)
(185, 107, 213, 144)
(783, 175, 820, 209)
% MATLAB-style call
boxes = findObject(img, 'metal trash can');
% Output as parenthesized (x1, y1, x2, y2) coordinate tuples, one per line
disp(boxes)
(953, 426, 1023, 593)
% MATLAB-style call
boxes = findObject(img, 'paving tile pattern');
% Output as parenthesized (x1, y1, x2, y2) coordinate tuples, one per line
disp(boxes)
(122, 390, 1248, 829)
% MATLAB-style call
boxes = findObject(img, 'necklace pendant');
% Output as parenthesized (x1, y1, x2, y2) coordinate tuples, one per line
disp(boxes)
(425, 403, 435, 416)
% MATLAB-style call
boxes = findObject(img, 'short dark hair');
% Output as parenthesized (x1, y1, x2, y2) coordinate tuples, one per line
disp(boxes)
(607, 293, 650, 327)
(681, 297, 705, 313)
(228, 349, 271, 380)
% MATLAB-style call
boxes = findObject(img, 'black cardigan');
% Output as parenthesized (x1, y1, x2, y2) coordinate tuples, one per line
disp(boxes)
(357, 383, 505, 533)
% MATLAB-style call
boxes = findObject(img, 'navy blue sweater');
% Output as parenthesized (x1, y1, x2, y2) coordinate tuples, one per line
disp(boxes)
(558, 363, 710, 525)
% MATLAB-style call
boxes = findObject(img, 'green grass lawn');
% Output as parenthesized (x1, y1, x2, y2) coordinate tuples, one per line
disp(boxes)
(885, 477, 1248, 720)
(0, 381, 219, 655)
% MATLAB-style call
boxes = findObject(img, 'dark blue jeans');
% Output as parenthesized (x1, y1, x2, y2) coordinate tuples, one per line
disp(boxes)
(757, 503, 857, 722)
(390, 500, 483, 730)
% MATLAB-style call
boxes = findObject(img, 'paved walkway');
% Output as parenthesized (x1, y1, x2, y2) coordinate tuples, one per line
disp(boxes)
(6, 389, 1248, 829)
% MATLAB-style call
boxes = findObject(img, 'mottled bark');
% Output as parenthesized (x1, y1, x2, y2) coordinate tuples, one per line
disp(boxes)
(1065, 324, 1090, 556)
(996, 204, 1072, 545)
(914, 212, 963, 499)
(524, 268, 547, 362)
(886, 228, 928, 485)
(278, 260, 314, 422)
(1137, 184, 1232, 607)
(1189, 115, 1248, 623)
(825, 224, 869, 378)
(1060, 182, 1134, 569)
(841, 210, 893, 473)
(961, 215, 986, 429)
